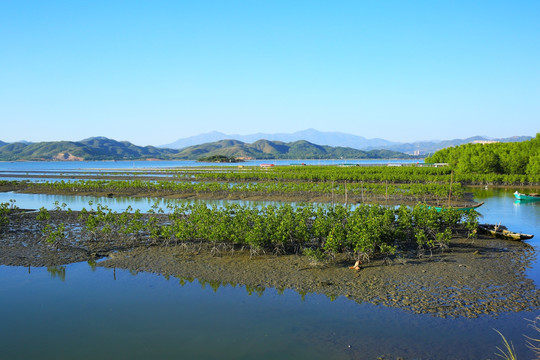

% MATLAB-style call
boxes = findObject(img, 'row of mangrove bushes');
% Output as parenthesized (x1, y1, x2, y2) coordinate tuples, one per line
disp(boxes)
(16, 201, 479, 263)
(21, 179, 465, 202)
(452, 172, 539, 186)
(170, 165, 455, 183)
(174, 165, 539, 185)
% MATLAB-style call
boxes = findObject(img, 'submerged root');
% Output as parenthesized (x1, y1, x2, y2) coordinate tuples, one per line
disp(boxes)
(273, 245, 286, 256)
(210, 246, 221, 257)
(249, 247, 266, 259)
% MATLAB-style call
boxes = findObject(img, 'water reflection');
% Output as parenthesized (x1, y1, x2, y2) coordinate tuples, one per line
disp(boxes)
(2, 259, 540, 359)
(87, 259, 97, 271)
(47, 266, 66, 281)
(0, 191, 303, 213)
(515, 199, 540, 207)
(91, 236, 539, 320)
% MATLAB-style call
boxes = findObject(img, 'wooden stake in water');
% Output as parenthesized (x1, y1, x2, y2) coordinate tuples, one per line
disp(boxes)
(332, 180, 335, 206)
(448, 171, 453, 207)
(345, 180, 348, 205)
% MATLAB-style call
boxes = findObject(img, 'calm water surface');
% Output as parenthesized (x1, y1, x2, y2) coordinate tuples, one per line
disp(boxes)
(0, 165, 539, 359)
(0, 159, 423, 172)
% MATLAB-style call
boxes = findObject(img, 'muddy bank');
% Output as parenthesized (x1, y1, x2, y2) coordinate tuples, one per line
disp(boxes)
(0, 211, 98, 267)
(98, 238, 540, 318)
(1, 210, 538, 319)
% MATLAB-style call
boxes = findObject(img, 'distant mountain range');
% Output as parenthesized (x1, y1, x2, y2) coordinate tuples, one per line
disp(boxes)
(0, 137, 178, 161)
(162, 129, 398, 151)
(379, 135, 533, 155)
(0, 137, 415, 161)
(0, 131, 534, 161)
(162, 129, 532, 155)
(174, 139, 415, 160)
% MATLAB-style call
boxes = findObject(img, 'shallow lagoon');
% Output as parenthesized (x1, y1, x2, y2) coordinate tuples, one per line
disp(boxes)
(1, 262, 538, 360)
(0, 164, 539, 359)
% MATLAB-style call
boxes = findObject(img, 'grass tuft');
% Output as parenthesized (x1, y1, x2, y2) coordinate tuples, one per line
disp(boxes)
(494, 329, 518, 360)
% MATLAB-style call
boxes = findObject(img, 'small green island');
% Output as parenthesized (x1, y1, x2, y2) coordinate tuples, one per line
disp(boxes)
(197, 155, 244, 163)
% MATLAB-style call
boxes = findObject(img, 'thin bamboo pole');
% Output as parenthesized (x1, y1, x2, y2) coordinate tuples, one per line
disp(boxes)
(448, 171, 453, 207)
(331, 180, 334, 206)
(345, 180, 348, 205)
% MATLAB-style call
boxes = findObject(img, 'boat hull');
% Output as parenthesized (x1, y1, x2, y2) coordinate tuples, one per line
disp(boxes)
(514, 191, 540, 201)
(478, 224, 534, 241)
(431, 201, 484, 212)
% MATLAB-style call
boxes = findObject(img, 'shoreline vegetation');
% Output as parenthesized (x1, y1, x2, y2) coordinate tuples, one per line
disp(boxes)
(1, 151, 539, 318)
(426, 133, 540, 181)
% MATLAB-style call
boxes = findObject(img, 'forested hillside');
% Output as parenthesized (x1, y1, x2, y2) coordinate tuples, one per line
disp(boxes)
(0, 137, 177, 161)
(426, 134, 540, 176)
(0, 137, 416, 161)
(176, 139, 415, 160)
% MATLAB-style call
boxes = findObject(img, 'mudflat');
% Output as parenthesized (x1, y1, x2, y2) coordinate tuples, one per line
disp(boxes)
(2, 209, 538, 319)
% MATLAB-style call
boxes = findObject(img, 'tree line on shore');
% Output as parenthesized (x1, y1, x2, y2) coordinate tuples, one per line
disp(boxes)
(426, 134, 540, 179)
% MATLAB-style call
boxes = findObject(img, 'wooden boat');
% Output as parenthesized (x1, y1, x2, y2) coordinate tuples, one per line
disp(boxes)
(429, 171, 485, 212)
(514, 191, 540, 201)
(430, 201, 484, 212)
(478, 224, 534, 241)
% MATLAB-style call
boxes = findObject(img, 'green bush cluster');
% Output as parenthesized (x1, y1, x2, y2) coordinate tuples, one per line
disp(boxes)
(0, 202, 11, 232)
(52, 202, 477, 262)
(0, 200, 18, 233)
(426, 134, 540, 184)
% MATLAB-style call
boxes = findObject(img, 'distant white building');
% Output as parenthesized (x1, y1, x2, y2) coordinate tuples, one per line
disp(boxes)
(472, 140, 499, 145)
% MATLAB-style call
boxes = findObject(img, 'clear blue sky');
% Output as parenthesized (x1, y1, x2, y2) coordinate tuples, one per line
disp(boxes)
(1, 0, 539, 146)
